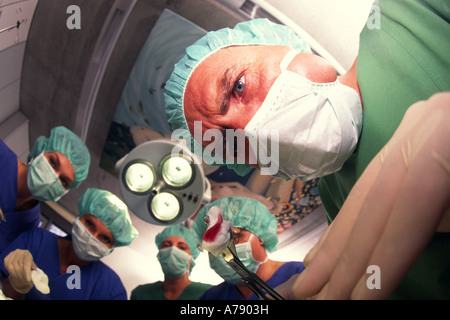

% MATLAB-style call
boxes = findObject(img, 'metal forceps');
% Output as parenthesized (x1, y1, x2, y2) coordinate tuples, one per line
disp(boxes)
(220, 230, 285, 300)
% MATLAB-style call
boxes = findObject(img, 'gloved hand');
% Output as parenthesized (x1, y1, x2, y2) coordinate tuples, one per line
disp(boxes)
(4, 249, 37, 294)
(293, 92, 450, 299)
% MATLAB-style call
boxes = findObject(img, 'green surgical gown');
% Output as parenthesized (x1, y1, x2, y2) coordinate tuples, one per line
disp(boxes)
(318, 0, 450, 299)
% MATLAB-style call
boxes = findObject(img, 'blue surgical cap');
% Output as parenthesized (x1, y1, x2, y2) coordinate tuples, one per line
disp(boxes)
(28, 126, 91, 189)
(164, 19, 311, 176)
(155, 224, 201, 259)
(192, 197, 278, 253)
(78, 188, 138, 247)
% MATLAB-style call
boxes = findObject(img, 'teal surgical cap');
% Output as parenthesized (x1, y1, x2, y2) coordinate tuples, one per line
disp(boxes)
(28, 126, 91, 189)
(164, 18, 311, 176)
(78, 188, 138, 247)
(192, 197, 278, 252)
(155, 224, 201, 259)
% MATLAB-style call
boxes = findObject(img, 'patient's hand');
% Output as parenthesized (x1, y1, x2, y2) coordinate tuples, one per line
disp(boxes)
(292, 92, 450, 299)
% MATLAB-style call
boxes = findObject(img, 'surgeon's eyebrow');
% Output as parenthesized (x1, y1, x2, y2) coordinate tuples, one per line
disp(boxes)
(53, 152, 75, 187)
(219, 67, 235, 115)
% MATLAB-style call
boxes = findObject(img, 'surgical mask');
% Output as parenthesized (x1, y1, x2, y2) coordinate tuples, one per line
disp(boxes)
(235, 234, 267, 273)
(72, 218, 114, 261)
(244, 49, 362, 181)
(209, 234, 267, 285)
(27, 152, 68, 202)
(209, 254, 242, 285)
(157, 246, 192, 278)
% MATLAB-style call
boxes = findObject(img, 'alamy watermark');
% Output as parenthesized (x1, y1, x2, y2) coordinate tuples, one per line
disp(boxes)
(366, 265, 381, 290)
(66, 5, 81, 30)
(63, 263, 381, 291)
(367, 5, 381, 30)
(170, 121, 280, 176)
(65, 4, 380, 31)
(66, 265, 81, 290)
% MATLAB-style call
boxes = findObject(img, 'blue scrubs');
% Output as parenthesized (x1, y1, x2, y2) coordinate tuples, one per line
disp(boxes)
(0, 141, 41, 253)
(0, 228, 127, 300)
(200, 261, 305, 300)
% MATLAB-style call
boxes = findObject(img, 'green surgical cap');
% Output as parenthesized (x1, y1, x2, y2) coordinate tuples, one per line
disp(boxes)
(192, 197, 278, 253)
(164, 18, 311, 176)
(155, 224, 201, 259)
(28, 126, 91, 189)
(78, 188, 138, 247)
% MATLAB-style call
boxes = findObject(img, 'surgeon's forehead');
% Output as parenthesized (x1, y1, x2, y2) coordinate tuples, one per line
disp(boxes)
(183, 45, 285, 127)
(183, 51, 233, 130)
(162, 236, 189, 248)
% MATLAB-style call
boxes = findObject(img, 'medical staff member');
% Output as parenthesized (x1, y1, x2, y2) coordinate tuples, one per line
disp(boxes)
(131, 224, 211, 300)
(192, 197, 305, 300)
(0, 126, 90, 253)
(164, 0, 449, 299)
(0, 188, 138, 300)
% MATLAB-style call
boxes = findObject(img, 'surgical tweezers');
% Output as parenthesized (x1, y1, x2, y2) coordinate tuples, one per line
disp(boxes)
(221, 230, 285, 300)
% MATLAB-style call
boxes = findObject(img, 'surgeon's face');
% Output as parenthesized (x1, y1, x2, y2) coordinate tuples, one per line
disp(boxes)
(160, 236, 192, 256)
(183, 44, 337, 148)
(81, 213, 115, 248)
(44, 152, 76, 189)
(232, 227, 266, 262)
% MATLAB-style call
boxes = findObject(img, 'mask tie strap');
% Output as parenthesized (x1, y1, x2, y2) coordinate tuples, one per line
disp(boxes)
(279, 49, 300, 72)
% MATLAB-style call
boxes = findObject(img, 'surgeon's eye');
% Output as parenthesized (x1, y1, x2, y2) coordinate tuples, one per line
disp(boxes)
(233, 76, 245, 95)
(60, 177, 69, 189)
(84, 218, 94, 229)
(99, 234, 113, 246)
(178, 243, 189, 252)
(49, 156, 57, 168)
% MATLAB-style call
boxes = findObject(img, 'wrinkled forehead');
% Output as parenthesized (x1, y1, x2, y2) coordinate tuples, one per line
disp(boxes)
(182, 44, 276, 131)
(182, 47, 231, 132)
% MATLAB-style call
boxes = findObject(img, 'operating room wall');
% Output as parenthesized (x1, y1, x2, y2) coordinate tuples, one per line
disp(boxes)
(0, 0, 38, 162)
(19, 0, 114, 169)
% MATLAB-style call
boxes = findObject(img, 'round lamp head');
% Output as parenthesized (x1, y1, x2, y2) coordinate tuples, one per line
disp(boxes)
(161, 155, 193, 187)
(118, 139, 207, 225)
(123, 161, 155, 193)
(150, 192, 181, 222)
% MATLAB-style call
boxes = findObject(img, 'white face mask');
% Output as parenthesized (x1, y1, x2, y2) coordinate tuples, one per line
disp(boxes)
(209, 234, 268, 285)
(27, 152, 68, 202)
(157, 246, 192, 278)
(235, 234, 268, 273)
(71, 218, 114, 262)
(244, 49, 362, 181)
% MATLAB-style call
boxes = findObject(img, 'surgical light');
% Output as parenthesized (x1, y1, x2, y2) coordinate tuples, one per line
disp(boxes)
(150, 192, 181, 221)
(161, 156, 193, 187)
(116, 139, 210, 225)
(124, 161, 155, 193)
